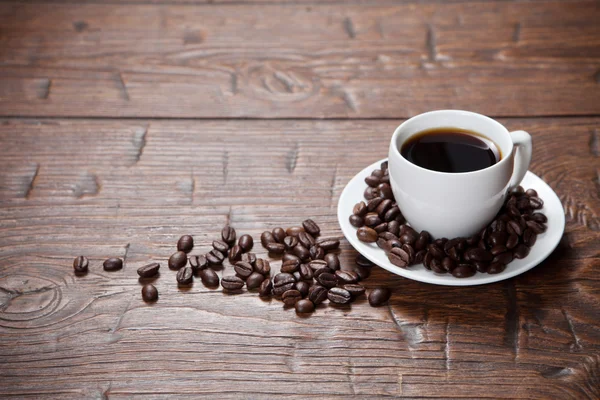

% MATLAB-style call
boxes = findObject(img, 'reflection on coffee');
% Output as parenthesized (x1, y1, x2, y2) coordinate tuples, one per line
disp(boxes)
(400, 127, 501, 173)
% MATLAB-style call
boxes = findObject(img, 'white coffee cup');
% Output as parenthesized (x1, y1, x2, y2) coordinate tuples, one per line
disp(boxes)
(388, 110, 532, 239)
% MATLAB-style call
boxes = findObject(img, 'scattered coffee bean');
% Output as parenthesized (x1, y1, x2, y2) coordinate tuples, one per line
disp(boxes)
(189, 255, 208, 274)
(295, 299, 315, 313)
(317, 272, 337, 288)
(137, 262, 160, 278)
(353, 201, 368, 216)
(281, 259, 300, 273)
(364, 213, 382, 227)
(234, 261, 254, 278)
(299, 263, 314, 280)
(367, 197, 383, 212)
(199, 268, 219, 287)
(293, 244, 311, 261)
(259, 278, 273, 296)
(222, 275, 245, 291)
(222, 225, 237, 245)
(349, 215, 364, 227)
(324, 253, 340, 270)
(368, 288, 391, 307)
(241, 252, 256, 265)
(328, 287, 351, 304)
(286, 226, 305, 237)
(104, 257, 123, 271)
(357, 227, 378, 242)
(282, 253, 301, 263)
(238, 234, 254, 252)
(206, 249, 225, 265)
(343, 284, 366, 297)
(297, 231, 315, 249)
(272, 227, 287, 243)
(176, 266, 193, 285)
(365, 175, 380, 188)
(177, 235, 194, 253)
(308, 259, 328, 271)
(295, 281, 310, 297)
(309, 245, 325, 260)
(302, 219, 321, 236)
(261, 231, 276, 247)
(246, 272, 264, 290)
(282, 289, 302, 306)
(374, 223, 389, 234)
(212, 239, 229, 254)
(266, 242, 285, 254)
(317, 238, 340, 251)
(531, 212, 547, 223)
(451, 264, 476, 278)
(355, 254, 374, 268)
(254, 258, 271, 275)
(378, 183, 394, 200)
(228, 245, 243, 263)
(73, 256, 89, 273)
(388, 247, 410, 268)
(308, 285, 328, 305)
(273, 273, 296, 295)
(335, 270, 358, 284)
(141, 284, 158, 302)
(473, 261, 489, 273)
(283, 235, 298, 250)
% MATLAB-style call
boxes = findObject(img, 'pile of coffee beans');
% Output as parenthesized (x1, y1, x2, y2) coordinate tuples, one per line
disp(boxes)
(352, 161, 548, 278)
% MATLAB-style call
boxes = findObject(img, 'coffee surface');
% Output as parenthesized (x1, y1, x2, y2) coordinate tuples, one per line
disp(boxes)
(400, 128, 500, 173)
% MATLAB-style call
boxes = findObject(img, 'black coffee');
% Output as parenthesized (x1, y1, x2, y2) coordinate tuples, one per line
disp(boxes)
(400, 128, 500, 173)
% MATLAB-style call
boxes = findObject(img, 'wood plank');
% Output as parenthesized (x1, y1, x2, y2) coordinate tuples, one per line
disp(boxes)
(0, 118, 598, 398)
(0, 2, 598, 118)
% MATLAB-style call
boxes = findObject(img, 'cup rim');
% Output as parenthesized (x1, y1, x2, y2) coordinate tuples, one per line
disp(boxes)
(390, 110, 515, 177)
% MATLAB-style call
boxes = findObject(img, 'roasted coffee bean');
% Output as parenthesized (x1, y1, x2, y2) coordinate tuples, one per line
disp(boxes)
(507, 204, 521, 219)
(176, 266, 193, 285)
(355, 254, 374, 268)
(447, 247, 460, 262)
(241, 252, 257, 265)
(354, 266, 371, 280)
(401, 244, 416, 264)
(430, 258, 445, 273)
(222, 275, 245, 291)
(295, 299, 315, 313)
(452, 264, 476, 278)
(177, 235, 194, 253)
(357, 227, 378, 243)
(353, 201, 368, 217)
(324, 253, 340, 270)
(492, 252, 513, 265)
(444, 238, 460, 253)
(349, 215, 364, 227)
(286, 226, 305, 237)
(492, 219, 506, 233)
(423, 252, 433, 270)
(255, 258, 271, 275)
(137, 262, 160, 278)
(372, 168, 384, 178)
(292, 281, 309, 297)
(272, 227, 287, 243)
(490, 244, 508, 255)
(388, 247, 410, 268)
(385, 207, 401, 223)
(464, 247, 493, 262)
(365, 175, 380, 188)
(523, 229, 537, 247)
(141, 284, 158, 302)
(428, 244, 445, 260)
(400, 231, 419, 246)
(466, 235, 479, 246)
(261, 231, 276, 247)
(293, 271, 302, 282)
(308, 285, 328, 305)
(510, 185, 525, 195)
(309, 245, 325, 260)
(526, 220, 546, 234)
(234, 261, 254, 278)
(343, 284, 366, 297)
(273, 273, 296, 295)
(299, 263, 314, 280)
(328, 287, 351, 304)
(246, 272, 265, 290)
(529, 197, 544, 209)
(377, 238, 391, 251)
(374, 223, 389, 234)
(441, 257, 456, 272)
(375, 199, 393, 217)
(238, 234, 254, 252)
(531, 213, 547, 223)
(104, 257, 123, 271)
(200, 269, 219, 287)
(477, 239, 487, 250)
(507, 220, 523, 236)
(258, 278, 273, 296)
(281, 259, 300, 273)
(488, 231, 508, 247)
(335, 270, 358, 284)
(525, 188, 538, 197)
(364, 213, 382, 227)
(415, 250, 427, 264)
(506, 234, 519, 249)
(189, 255, 208, 274)
(317, 272, 337, 288)
(297, 231, 315, 249)
(473, 261, 489, 273)
(282, 253, 300, 263)
(367, 197, 383, 212)
(380, 160, 389, 171)
(212, 239, 229, 254)
(283, 235, 298, 250)
(387, 220, 400, 236)
(488, 262, 506, 274)
(222, 225, 237, 245)
(513, 244, 530, 259)
(317, 239, 339, 251)
(73, 256, 89, 273)
(368, 288, 391, 307)
(378, 183, 394, 200)
(282, 289, 302, 306)
(302, 219, 320, 236)
(433, 238, 447, 248)
(293, 244, 311, 261)
(308, 259, 328, 271)
(414, 236, 428, 251)
(517, 196, 531, 210)
(228, 245, 242, 263)
(206, 249, 225, 265)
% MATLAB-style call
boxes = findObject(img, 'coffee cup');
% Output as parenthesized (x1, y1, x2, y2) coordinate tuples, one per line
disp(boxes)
(388, 110, 532, 239)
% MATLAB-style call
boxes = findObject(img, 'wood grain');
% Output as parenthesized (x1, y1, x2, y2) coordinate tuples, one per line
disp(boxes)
(0, 118, 598, 398)
(0, 2, 599, 118)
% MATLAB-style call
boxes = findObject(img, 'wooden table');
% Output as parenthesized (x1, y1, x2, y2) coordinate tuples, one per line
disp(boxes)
(1, 1, 599, 398)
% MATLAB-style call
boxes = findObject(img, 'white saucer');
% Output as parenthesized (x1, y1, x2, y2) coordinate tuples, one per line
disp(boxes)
(337, 159, 565, 286)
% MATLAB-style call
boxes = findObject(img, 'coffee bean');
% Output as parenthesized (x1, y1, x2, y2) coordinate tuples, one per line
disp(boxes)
(246, 272, 264, 290)
(228, 245, 242, 263)
(388, 247, 410, 268)
(324, 253, 340, 270)
(255, 258, 271, 275)
(473, 261, 489, 273)
(423, 252, 433, 270)
(386, 220, 400, 236)
(234, 261, 254, 278)
(447, 246, 460, 262)
(490, 244, 508, 255)
(302, 219, 321, 236)
(353, 201, 368, 217)
(308, 285, 328, 305)
(355, 254, 374, 268)
(286, 226, 305, 237)
(441, 257, 456, 272)
(283, 253, 301, 263)
(73, 256, 89, 273)
(526, 220, 546, 234)
(222, 225, 237, 245)
(137, 262, 160, 278)
(492, 252, 513, 265)
(492, 219, 506, 233)
(292, 244, 310, 261)
(309, 245, 325, 260)
(272, 227, 287, 243)
(430, 258, 445, 273)
(212, 239, 229, 254)
(282, 289, 302, 306)
(400, 232, 418, 246)
(312, 266, 333, 280)
(261, 231, 275, 247)
(451, 264, 476, 278)
(466, 236, 479, 246)
(343, 284, 366, 297)
(488, 262, 506, 274)
(176, 266, 193, 285)
(177, 235, 194, 253)
(308, 259, 328, 271)
(349, 215, 364, 228)
(295, 299, 315, 313)
(199, 268, 219, 287)
(281, 259, 300, 273)
(241, 252, 256, 265)
(328, 287, 351, 304)
(427, 244, 445, 260)
(141, 284, 158, 302)
(354, 266, 370, 280)
(283, 235, 298, 250)
(510, 185, 525, 195)
(488, 231, 508, 247)
(357, 227, 378, 243)
(189, 255, 208, 274)
(523, 229, 537, 247)
(317, 272, 337, 288)
(222, 275, 245, 291)
(375, 199, 393, 217)
(378, 183, 394, 200)
(507, 220, 523, 236)
(529, 197, 544, 209)
(531, 213, 547, 223)
(295, 281, 310, 297)
(384, 206, 401, 223)
(525, 188, 537, 197)
(401, 244, 415, 264)
(506, 234, 519, 249)
(516, 196, 531, 211)
(273, 273, 296, 295)
(374, 223, 389, 234)
(364, 213, 382, 227)
(317, 238, 339, 251)
(266, 242, 285, 254)
(464, 247, 493, 262)
(297, 232, 315, 250)
(259, 278, 273, 296)
(415, 250, 427, 264)
(513, 244, 530, 259)
(335, 270, 358, 284)
(238, 234, 254, 252)
(367, 197, 383, 212)
(206, 249, 225, 265)
(299, 263, 313, 280)
(368, 288, 391, 307)
(507, 204, 520, 219)
(103, 257, 123, 271)
(477, 239, 487, 250)
(365, 175, 380, 188)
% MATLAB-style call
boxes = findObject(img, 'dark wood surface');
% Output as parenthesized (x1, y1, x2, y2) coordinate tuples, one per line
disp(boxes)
(1, 1, 599, 399)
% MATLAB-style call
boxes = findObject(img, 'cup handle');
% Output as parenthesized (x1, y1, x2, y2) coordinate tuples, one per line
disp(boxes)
(508, 130, 532, 188)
